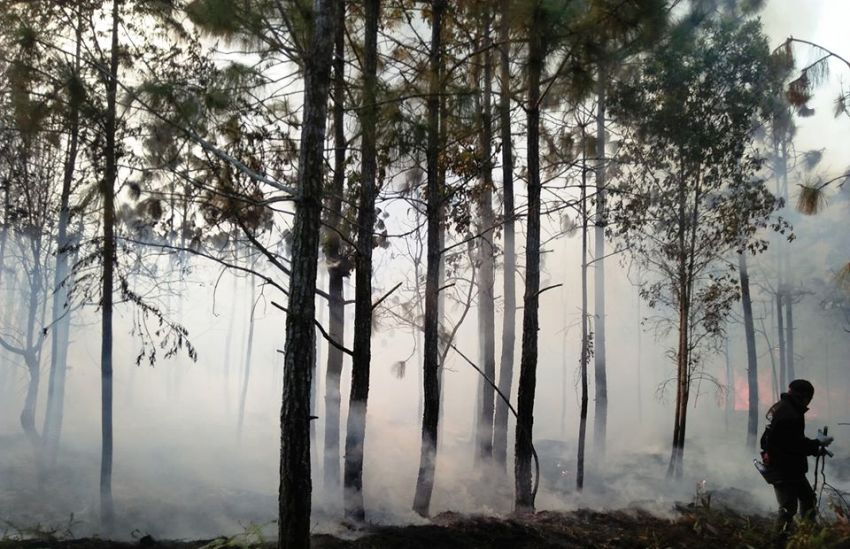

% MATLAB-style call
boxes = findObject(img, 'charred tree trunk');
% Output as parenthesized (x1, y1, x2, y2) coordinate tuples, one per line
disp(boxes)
(493, 0, 516, 471)
(515, 2, 543, 513)
(577, 146, 589, 492)
(739, 252, 758, 449)
(474, 7, 496, 465)
(279, 1, 339, 546)
(667, 177, 688, 481)
(43, 15, 82, 465)
(592, 64, 608, 459)
(323, 3, 347, 493)
(412, 0, 445, 518)
(343, 0, 379, 523)
(99, 0, 120, 532)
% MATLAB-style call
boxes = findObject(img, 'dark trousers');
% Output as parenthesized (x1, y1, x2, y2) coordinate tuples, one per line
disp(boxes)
(773, 476, 816, 534)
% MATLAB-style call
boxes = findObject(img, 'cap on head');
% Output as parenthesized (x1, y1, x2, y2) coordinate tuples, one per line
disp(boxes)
(789, 379, 814, 399)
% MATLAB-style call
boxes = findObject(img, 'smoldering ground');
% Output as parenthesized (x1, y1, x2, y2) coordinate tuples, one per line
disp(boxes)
(2, 252, 848, 542)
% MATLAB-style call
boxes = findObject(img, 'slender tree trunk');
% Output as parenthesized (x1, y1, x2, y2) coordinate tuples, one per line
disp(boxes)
(0, 266, 17, 401)
(278, 1, 339, 546)
(592, 64, 608, 458)
(0, 177, 8, 290)
(576, 147, 589, 492)
(474, 7, 496, 464)
(100, 0, 120, 532)
(21, 265, 43, 450)
(774, 137, 788, 391)
(223, 268, 238, 410)
(785, 297, 794, 380)
(343, 0, 379, 522)
(724, 337, 732, 430)
(436, 90, 448, 438)
(636, 269, 643, 423)
(493, 0, 516, 472)
(0, 176, 10, 394)
(412, 0, 445, 518)
(667, 178, 688, 481)
(323, 3, 347, 493)
(237, 275, 257, 439)
(780, 137, 794, 381)
(776, 292, 786, 389)
(739, 252, 758, 449)
(759, 317, 780, 400)
(43, 16, 82, 465)
(22, 354, 41, 445)
(667, 296, 689, 480)
(515, 2, 543, 513)
(312, 270, 323, 474)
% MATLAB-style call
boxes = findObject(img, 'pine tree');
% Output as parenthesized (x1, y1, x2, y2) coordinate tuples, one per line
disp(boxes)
(279, 0, 340, 544)
(413, 0, 446, 519)
(344, 0, 379, 523)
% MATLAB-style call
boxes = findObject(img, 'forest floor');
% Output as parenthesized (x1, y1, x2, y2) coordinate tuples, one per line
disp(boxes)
(4, 504, 850, 549)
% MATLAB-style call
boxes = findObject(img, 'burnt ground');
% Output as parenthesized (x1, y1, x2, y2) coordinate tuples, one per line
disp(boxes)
(4, 506, 850, 549)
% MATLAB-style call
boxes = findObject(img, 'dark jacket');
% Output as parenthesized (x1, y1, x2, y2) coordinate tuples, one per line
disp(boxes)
(762, 392, 821, 478)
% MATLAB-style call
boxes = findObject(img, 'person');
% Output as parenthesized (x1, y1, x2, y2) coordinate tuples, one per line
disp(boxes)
(760, 379, 834, 538)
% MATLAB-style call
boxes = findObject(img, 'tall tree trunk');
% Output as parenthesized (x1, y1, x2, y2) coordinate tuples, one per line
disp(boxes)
(311, 269, 324, 473)
(100, 0, 120, 532)
(667, 178, 688, 481)
(774, 136, 788, 391)
(0, 171, 10, 398)
(278, 1, 339, 546)
(20, 260, 43, 451)
(223, 268, 238, 411)
(412, 0, 445, 518)
(474, 7, 496, 465)
(0, 176, 8, 289)
(436, 90, 448, 436)
(776, 292, 786, 390)
(636, 268, 643, 423)
(739, 252, 758, 449)
(43, 15, 82, 465)
(592, 63, 608, 458)
(780, 136, 794, 381)
(493, 0, 516, 472)
(576, 147, 589, 492)
(785, 297, 794, 380)
(0, 266, 17, 401)
(323, 2, 347, 493)
(343, 0, 379, 522)
(667, 296, 689, 479)
(724, 337, 732, 429)
(22, 354, 41, 447)
(237, 275, 257, 439)
(515, 2, 543, 514)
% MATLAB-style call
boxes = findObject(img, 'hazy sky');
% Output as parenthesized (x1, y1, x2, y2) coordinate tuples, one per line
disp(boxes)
(762, 0, 850, 176)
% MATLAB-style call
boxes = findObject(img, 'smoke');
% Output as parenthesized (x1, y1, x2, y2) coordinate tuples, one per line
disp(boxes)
(2, 3, 850, 542)
(1, 197, 849, 541)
